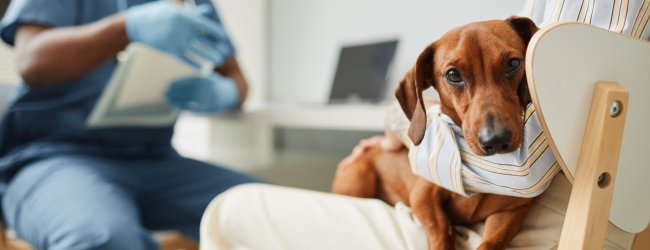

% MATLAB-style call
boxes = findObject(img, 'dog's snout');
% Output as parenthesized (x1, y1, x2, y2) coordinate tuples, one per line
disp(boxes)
(478, 128, 512, 155)
(478, 114, 512, 155)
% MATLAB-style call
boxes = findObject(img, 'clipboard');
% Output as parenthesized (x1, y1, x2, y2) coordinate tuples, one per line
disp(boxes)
(86, 43, 199, 128)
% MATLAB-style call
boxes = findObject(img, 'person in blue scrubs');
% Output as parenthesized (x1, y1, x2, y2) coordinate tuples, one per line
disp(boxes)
(0, 0, 259, 249)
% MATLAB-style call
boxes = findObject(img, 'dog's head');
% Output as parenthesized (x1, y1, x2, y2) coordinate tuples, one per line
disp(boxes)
(396, 17, 538, 156)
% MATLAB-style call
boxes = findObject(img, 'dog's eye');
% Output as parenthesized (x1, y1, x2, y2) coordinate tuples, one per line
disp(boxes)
(445, 69, 465, 86)
(505, 58, 521, 74)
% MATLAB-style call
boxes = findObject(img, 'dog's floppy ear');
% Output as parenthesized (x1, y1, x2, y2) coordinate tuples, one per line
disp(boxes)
(507, 16, 538, 47)
(508, 16, 538, 108)
(517, 79, 532, 108)
(395, 45, 434, 146)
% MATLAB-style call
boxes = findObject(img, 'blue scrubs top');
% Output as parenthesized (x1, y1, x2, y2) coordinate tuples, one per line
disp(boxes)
(0, 0, 235, 191)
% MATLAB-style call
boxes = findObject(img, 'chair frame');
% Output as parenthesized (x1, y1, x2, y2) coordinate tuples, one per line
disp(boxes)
(557, 82, 629, 249)
(527, 22, 650, 249)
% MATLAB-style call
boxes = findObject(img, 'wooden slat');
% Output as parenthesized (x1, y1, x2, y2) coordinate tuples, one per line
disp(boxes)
(558, 82, 629, 249)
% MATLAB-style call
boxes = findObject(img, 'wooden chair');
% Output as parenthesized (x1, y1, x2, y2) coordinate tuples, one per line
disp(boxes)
(527, 22, 650, 249)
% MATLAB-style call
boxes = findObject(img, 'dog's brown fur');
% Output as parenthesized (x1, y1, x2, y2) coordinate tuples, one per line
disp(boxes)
(332, 17, 539, 250)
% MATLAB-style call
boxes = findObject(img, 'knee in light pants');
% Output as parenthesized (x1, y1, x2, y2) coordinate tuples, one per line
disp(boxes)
(200, 184, 264, 250)
(201, 183, 309, 250)
(200, 183, 429, 250)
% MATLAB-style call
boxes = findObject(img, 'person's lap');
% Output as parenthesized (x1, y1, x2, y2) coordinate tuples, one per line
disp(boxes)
(1, 153, 257, 250)
(200, 176, 634, 250)
(200, 183, 429, 250)
(198, 137, 633, 250)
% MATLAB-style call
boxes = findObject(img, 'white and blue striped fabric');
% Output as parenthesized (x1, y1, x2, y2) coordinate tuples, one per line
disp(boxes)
(390, 104, 560, 198)
(522, 0, 650, 41)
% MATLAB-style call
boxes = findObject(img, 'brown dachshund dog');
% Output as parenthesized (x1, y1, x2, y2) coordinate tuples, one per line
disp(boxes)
(332, 17, 539, 250)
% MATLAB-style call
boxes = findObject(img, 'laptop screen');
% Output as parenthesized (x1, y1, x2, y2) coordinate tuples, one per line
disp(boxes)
(329, 40, 398, 104)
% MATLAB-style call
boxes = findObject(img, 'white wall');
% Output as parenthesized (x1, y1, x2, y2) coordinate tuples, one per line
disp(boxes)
(0, 43, 16, 116)
(0, 42, 18, 84)
(268, 0, 525, 103)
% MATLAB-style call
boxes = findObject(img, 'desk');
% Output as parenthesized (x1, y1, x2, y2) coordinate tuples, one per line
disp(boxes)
(219, 103, 386, 131)
(175, 103, 387, 170)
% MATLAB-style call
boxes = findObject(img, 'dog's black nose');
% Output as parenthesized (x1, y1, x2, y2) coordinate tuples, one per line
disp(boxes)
(478, 125, 512, 155)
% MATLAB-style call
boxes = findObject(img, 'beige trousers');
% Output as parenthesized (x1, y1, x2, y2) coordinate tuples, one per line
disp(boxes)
(200, 175, 633, 250)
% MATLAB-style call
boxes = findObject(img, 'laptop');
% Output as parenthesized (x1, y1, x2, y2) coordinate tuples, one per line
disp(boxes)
(328, 39, 398, 104)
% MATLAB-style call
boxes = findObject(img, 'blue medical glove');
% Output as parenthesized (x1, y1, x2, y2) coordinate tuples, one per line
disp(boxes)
(165, 73, 240, 114)
(125, 2, 233, 67)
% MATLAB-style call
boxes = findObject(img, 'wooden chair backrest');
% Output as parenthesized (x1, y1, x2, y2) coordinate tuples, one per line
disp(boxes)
(526, 22, 650, 247)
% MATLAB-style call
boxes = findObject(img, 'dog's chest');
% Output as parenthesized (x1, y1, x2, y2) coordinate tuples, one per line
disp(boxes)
(445, 193, 490, 224)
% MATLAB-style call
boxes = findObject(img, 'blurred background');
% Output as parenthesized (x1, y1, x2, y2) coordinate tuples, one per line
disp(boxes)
(0, 0, 525, 191)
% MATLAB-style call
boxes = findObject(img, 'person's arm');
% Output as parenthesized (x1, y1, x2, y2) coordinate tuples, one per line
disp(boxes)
(14, 14, 128, 88)
(216, 57, 248, 108)
(13, 1, 232, 89)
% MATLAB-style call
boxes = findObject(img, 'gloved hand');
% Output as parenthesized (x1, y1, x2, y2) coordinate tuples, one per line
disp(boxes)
(165, 73, 240, 114)
(125, 1, 233, 67)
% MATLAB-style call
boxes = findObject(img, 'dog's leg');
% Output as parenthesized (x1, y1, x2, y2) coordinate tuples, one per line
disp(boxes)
(410, 183, 455, 250)
(331, 149, 379, 198)
(477, 205, 531, 250)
